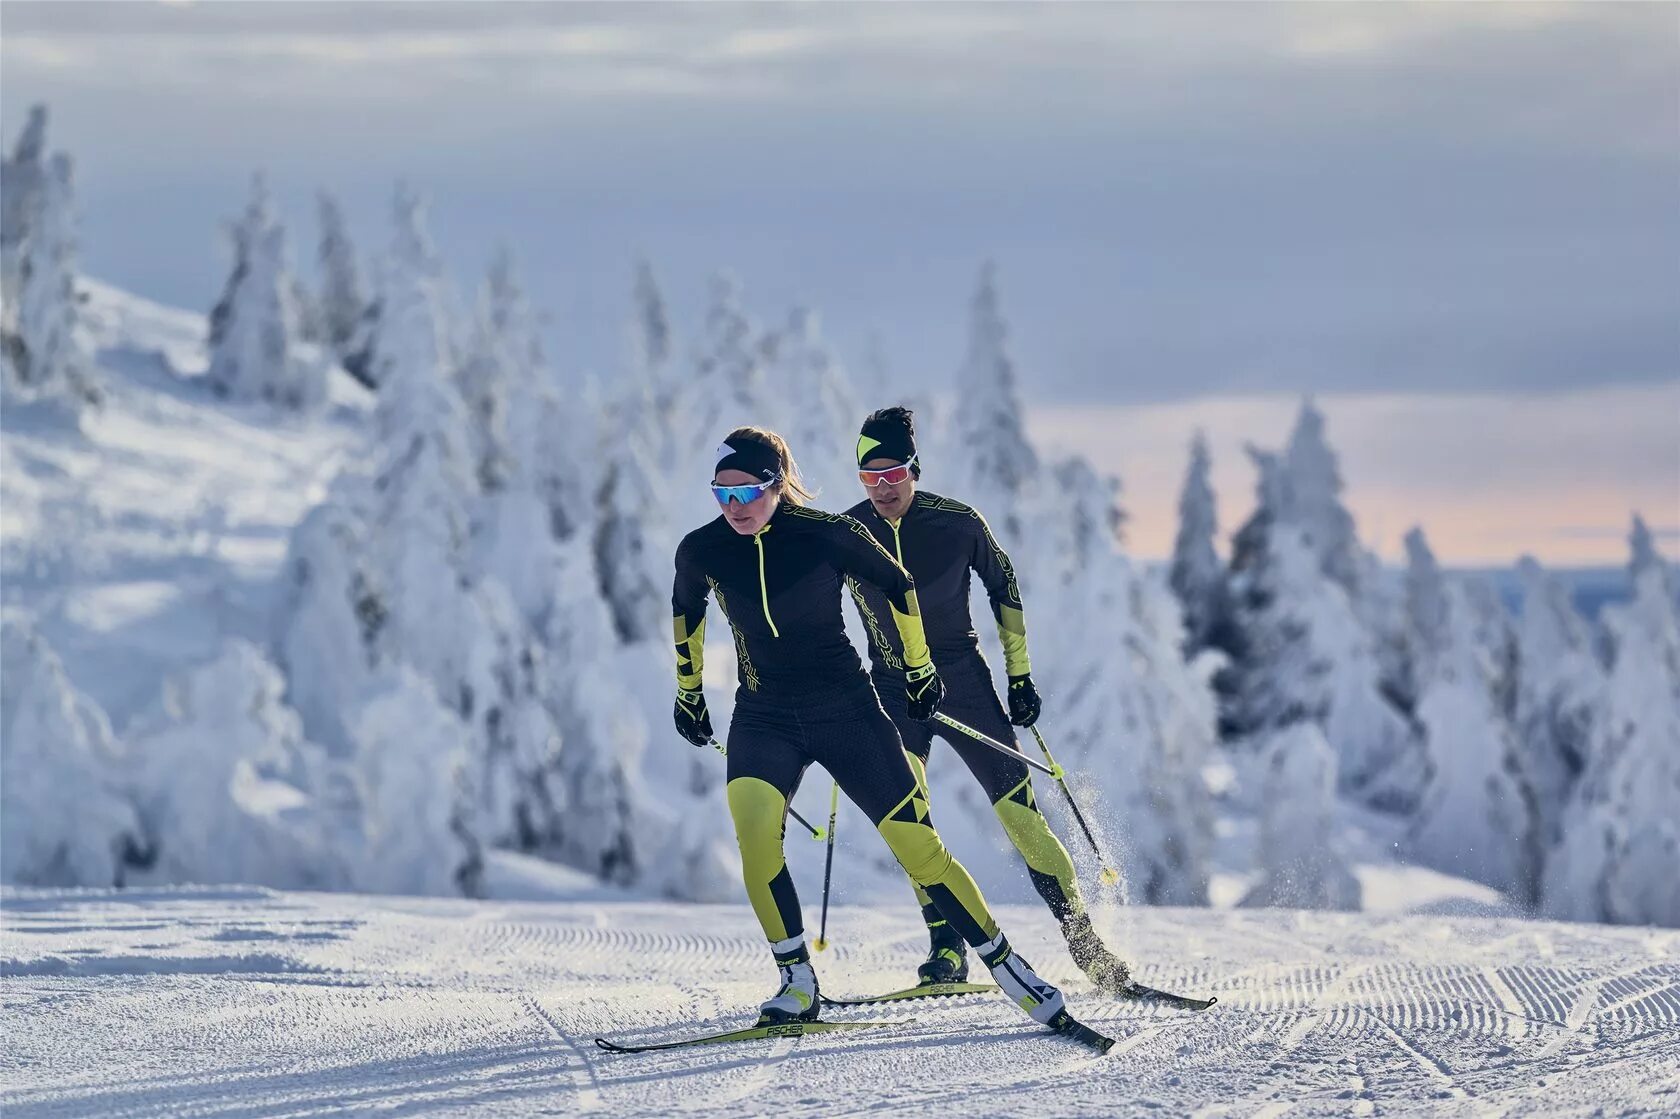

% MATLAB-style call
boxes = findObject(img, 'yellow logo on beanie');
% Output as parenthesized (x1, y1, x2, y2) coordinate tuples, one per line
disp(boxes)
(857, 434, 883, 464)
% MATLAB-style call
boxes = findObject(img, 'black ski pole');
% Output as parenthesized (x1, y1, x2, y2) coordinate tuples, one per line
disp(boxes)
(1029, 726, 1120, 886)
(929, 712, 1057, 776)
(813, 782, 840, 951)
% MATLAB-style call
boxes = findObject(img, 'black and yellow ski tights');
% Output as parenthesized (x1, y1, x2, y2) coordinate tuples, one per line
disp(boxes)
(725, 687, 1000, 959)
(876, 658, 1086, 929)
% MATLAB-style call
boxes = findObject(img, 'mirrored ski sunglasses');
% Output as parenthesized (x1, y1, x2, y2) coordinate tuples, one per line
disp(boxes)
(858, 457, 918, 487)
(711, 477, 779, 505)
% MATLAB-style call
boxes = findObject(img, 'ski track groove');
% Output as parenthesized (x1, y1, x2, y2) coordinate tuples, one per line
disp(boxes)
(1362, 1008, 1470, 1102)
(520, 994, 603, 1112)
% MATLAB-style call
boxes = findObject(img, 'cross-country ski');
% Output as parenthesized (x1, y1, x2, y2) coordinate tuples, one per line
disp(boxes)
(595, 1018, 914, 1055)
(821, 981, 999, 1007)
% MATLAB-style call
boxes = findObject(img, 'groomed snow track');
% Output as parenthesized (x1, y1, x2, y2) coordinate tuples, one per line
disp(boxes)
(3, 888, 1676, 1117)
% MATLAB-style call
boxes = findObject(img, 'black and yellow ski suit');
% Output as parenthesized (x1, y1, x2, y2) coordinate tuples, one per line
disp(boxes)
(844, 490, 1086, 925)
(672, 500, 1002, 958)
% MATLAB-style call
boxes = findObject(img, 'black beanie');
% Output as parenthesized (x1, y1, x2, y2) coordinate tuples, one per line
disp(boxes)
(857, 408, 918, 473)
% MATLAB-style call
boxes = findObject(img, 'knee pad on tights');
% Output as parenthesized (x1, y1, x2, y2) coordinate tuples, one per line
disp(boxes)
(728, 777, 789, 879)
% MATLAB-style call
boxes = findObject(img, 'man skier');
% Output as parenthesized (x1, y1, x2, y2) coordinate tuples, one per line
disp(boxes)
(844, 406, 1133, 994)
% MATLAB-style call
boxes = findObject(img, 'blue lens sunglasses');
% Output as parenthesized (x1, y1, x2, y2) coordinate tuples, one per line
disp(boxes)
(711, 476, 780, 505)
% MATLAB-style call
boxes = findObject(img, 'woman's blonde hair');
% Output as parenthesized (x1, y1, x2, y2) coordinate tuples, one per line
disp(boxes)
(724, 426, 815, 506)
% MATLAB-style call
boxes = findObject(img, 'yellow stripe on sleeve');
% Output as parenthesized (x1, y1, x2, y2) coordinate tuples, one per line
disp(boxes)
(674, 614, 706, 691)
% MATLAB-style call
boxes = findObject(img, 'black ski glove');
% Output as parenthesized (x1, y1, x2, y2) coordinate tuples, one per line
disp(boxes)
(1007, 673, 1042, 728)
(905, 662, 946, 721)
(673, 688, 713, 747)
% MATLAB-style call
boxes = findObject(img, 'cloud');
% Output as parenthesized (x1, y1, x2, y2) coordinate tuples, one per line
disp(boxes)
(2, 1, 1674, 422)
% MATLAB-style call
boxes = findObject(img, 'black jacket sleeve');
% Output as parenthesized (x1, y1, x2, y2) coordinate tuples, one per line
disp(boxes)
(825, 513, 932, 671)
(968, 508, 1032, 676)
(672, 534, 710, 691)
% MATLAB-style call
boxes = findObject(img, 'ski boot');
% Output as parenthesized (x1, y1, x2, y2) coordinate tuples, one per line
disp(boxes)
(916, 919, 970, 986)
(757, 960, 821, 1026)
(1062, 912, 1133, 996)
(978, 933, 1067, 1026)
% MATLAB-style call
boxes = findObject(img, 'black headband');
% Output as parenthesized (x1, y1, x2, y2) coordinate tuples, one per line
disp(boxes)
(857, 415, 917, 469)
(714, 438, 781, 483)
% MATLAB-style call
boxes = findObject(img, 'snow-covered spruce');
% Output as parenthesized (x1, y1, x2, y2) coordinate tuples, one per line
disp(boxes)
(1227, 517, 1426, 813)
(1239, 722, 1360, 911)
(4, 148, 101, 416)
(1169, 429, 1235, 659)
(759, 306, 859, 501)
(349, 668, 483, 896)
(1401, 529, 1539, 900)
(314, 190, 375, 385)
(0, 613, 139, 886)
(950, 261, 1040, 531)
(1543, 564, 1680, 927)
(126, 641, 356, 891)
(205, 175, 328, 411)
(1029, 456, 1214, 905)
(1513, 556, 1604, 858)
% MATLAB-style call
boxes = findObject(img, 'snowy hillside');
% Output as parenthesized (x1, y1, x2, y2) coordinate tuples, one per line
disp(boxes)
(4, 886, 1677, 1117)
(2, 279, 366, 723)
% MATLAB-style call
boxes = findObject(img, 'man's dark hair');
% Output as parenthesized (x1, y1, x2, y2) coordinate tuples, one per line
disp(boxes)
(863, 405, 915, 438)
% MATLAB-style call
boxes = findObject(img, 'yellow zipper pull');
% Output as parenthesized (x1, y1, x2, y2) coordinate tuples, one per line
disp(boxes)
(754, 524, 780, 638)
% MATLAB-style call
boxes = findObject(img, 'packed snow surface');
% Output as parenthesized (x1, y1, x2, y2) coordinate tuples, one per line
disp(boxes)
(4, 888, 1677, 1117)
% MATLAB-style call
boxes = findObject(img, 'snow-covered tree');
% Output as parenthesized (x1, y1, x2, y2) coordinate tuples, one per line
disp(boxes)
(952, 262, 1039, 529)
(274, 496, 378, 756)
(631, 257, 672, 397)
(1543, 566, 1680, 927)
(349, 668, 483, 896)
(1400, 527, 1450, 699)
(670, 271, 771, 477)
(593, 428, 670, 644)
(126, 642, 356, 890)
(206, 176, 326, 410)
(1275, 399, 1362, 595)
(1239, 722, 1361, 911)
(456, 252, 524, 492)
(1, 104, 49, 318)
(1026, 457, 1213, 906)
(315, 190, 374, 383)
(366, 182, 454, 398)
(4, 153, 100, 413)
(1228, 520, 1426, 810)
(1628, 513, 1678, 611)
(208, 178, 266, 351)
(1, 614, 139, 886)
(470, 251, 596, 575)
(1512, 557, 1603, 853)
(1170, 431, 1233, 657)
(1402, 529, 1537, 898)
(541, 539, 646, 882)
(760, 306, 859, 500)
(466, 581, 567, 853)
(1460, 574, 1520, 721)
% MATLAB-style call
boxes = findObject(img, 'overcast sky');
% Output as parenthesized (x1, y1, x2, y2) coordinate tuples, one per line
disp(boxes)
(3, 2, 1675, 563)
